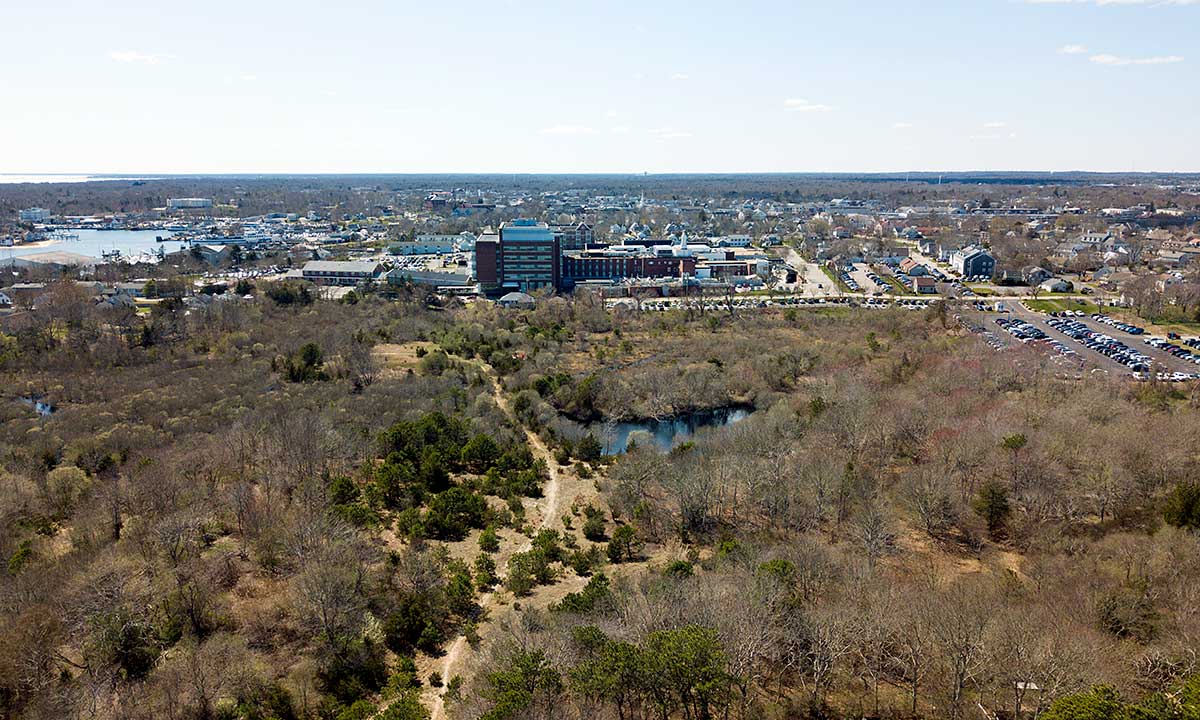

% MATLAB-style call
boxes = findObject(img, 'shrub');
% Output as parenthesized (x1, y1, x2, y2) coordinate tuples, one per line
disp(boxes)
(664, 560, 694, 579)
(479, 526, 500, 553)
(568, 546, 603, 577)
(972, 480, 1011, 537)
(1164, 482, 1200, 531)
(606, 525, 642, 563)
(552, 573, 614, 614)
(461, 434, 501, 473)
(424, 488, 487, 540)
(582, 507, 607, 542)
(474, 553, 498, 590)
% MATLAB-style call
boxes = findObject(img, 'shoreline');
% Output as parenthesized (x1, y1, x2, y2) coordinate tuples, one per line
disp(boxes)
(13, 238, 60, 249)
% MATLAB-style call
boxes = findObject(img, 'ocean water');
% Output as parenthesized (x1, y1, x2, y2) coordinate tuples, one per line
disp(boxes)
(5, 230, 183, 259)
(0, 174, 160, 184)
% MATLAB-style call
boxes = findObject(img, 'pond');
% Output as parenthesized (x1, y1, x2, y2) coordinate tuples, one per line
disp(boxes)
(588, 406, 753, 455)
(19, 396, 55, 418)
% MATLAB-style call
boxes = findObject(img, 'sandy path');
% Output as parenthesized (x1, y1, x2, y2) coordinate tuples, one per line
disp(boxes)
(421, 370, 563, 720)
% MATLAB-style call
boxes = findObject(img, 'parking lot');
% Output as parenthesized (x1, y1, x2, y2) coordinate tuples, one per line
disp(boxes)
(624, 294, 979, 314)
(1012, 307, 1200, 380)
(849, 264, 891, 295)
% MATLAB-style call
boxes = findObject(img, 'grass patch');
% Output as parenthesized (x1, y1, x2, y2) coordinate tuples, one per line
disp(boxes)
(966, 285, 997, 296)
(1025, 298, 1102, 315)
(820, 266, 853, 293)
(1138, 318, 1200, 336)
(882, 276, 915, 295)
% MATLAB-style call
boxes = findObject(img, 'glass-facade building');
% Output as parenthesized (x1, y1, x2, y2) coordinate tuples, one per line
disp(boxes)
(496, 219, 560, 292)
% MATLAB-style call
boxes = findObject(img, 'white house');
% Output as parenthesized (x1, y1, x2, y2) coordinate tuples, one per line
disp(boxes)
(19, 208, 50, 223)
(497, 291, 536, 309)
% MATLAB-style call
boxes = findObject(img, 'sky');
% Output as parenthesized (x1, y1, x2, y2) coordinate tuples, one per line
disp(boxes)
(2, 0, 1198, 174)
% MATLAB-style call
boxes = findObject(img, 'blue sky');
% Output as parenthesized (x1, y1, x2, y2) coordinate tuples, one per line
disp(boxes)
(2, 0, 1197, 174)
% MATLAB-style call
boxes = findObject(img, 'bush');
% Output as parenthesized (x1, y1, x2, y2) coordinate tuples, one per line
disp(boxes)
(318, 640, 388, 705)
(1164, 481, 1200, 531)
(474, 553, 498, 590)
(424, 487, 487, 540)
(377, 691, 430, 720)
(552, 573, 614, 614)
(461, 434, 501, 473)
(576, 433, 603, 462)
(479, 526, 500, 553)
(582, 506, 607, 541)
(1095, 587, 1158, 642)
(45, 465, 90, 518)
(383, 594, 441, 655)
(606, 525, 642, 563)
(664, 560, 694, 578)
(506, 549, 554, 596)
(86, 607, 159, 680)
(328, 475, 360, 505)
(264, 282, 313, 306)
(7, 540, 33, 576)
(972, 480, 1011, 537)
(568, 546, 603, 577)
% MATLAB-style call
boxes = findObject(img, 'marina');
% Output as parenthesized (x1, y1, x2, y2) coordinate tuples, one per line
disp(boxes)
(3, 229, 181, 261)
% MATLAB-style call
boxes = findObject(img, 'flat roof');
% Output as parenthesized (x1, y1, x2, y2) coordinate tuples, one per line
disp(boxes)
(301, 260, 381, 273)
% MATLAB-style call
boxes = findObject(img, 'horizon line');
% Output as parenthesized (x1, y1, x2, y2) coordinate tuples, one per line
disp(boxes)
(4, 170, 1200, 178)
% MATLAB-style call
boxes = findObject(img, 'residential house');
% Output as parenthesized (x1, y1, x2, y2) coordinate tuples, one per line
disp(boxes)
(114, 282, 146, 298)
(898, 257, 927, 276)
(497, 291, 536, 309)
(194, 244, 232, 265)
(950, 246, 996, 278)
(2, 283, 48, 308)
(1023, 266, 1052, 285)
(1078, 231, 1112, 248)
(96, 293, 136, 311)
(912, 276, 937, 294)
(1154, 250, 1193, 268)
(1156, 273, 1185, 293)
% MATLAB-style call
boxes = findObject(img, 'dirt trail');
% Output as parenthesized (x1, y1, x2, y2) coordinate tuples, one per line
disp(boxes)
(423, 370, 562, 720)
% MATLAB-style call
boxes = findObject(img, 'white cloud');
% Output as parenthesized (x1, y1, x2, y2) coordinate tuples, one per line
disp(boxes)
(540, 125, 596, 136)
(969, 133, 1012, 141)
(891, 122, 914, 129)
(983, 121, 1008, 128)
(610, 125, 632, 134)
(1058, 44, 1089, 54)
(1089, 53, 1184, 65)
(650, 127, 693, 139)
(784, 98, 834, 112)
(109, 50, 170, 65)
(670, 73, 690, 81)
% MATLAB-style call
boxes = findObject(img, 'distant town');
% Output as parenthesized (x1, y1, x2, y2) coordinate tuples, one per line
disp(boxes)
(4, 173, 1200, 381)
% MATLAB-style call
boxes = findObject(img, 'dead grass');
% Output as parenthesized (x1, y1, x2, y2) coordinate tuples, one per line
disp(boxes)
(372, 342, 436, 377)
